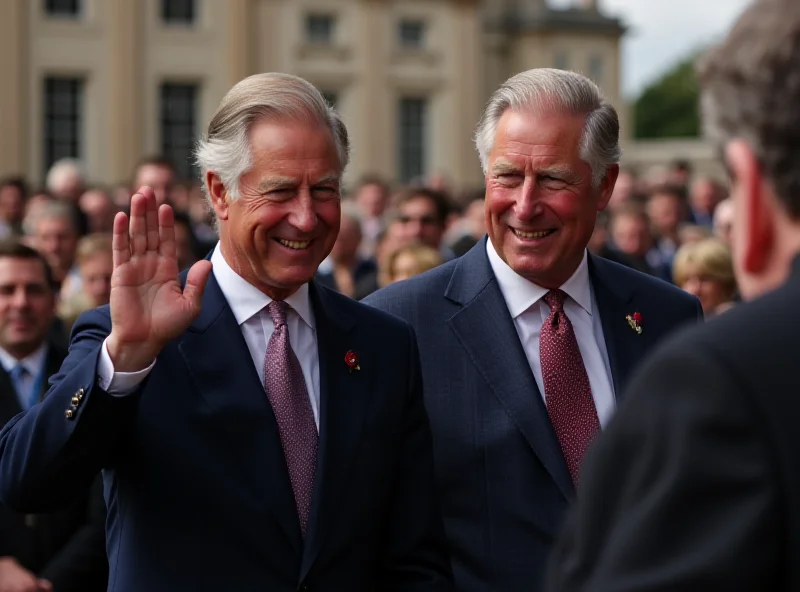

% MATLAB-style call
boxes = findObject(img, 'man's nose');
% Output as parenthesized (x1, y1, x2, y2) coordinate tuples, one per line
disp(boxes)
(287, 193, 318, 233)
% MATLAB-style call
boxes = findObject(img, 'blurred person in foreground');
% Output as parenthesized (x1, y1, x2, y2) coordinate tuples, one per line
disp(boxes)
(0, 72, 452, 592)
(0, 241, 106, 592)
(672, 238, 737, 317)
(365, 68, 701, 592)
(547, 1, 800, 589)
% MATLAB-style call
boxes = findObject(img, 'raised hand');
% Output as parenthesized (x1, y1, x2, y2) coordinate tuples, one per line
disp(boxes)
(107, 187, 212, 371)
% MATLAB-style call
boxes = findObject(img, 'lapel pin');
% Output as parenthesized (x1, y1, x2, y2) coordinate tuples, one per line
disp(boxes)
(344, 350, 361, 373)
(626, 312, 643, 335)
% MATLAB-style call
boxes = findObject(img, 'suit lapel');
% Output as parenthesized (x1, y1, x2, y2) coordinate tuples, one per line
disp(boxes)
(0, 366, 21, 425)
(178, 272, 303, 554)
(589, 254, 647, 398)
(300, 282, 366, 579)
(445, 240, 574, 500)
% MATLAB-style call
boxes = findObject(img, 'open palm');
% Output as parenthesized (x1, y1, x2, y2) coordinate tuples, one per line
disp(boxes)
(110, 187, 212, 352)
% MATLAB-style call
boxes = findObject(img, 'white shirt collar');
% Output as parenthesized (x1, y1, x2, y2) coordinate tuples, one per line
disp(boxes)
(486, 238, 593, 318)
(0, 343, 48, 376)
(210, 242, 315, 330)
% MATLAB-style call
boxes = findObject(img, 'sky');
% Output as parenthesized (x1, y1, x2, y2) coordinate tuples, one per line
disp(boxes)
(550, 0, 753, 99)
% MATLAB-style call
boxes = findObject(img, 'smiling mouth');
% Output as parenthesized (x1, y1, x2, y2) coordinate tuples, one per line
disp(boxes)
(512, 228, 556, 239)
(275, 238, 311, 250)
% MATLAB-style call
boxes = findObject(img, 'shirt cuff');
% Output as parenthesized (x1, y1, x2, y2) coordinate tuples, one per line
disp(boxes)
(97, 337, 156, 396)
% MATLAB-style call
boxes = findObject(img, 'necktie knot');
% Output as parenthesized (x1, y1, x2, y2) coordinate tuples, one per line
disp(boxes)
(267, 300, 289, 329)
(10, 364, 27, 381)
(544, 289, 567, 313)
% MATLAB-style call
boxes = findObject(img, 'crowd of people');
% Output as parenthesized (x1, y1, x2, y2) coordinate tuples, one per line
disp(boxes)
(0, 152, 734, 343)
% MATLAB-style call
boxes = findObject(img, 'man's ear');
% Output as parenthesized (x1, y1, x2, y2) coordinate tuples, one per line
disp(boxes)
(597, 164, 619, 211)
(206, 171, 230, 222)
(726, 139, 774, 274)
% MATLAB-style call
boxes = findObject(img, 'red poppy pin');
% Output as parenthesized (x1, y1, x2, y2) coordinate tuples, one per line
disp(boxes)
(626, 312, 643, 335)
(344, 350, 361, 372)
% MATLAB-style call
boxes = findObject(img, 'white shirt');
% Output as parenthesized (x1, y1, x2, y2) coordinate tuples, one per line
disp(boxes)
(486, 239, 616, 428)
(0, 343, 48, 410)
(97, 243, 321, 429)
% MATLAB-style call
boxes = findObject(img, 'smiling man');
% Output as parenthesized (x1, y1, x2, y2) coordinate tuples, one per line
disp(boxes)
(0, 73, 453, 592)
(364, 68, 702, 591)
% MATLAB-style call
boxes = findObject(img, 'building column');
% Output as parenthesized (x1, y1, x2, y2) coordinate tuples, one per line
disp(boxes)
(108, 0, 143, 184)
(0, 0, 29, 178)
(455, 0, 484, 190)
(227, 0, 253, 87)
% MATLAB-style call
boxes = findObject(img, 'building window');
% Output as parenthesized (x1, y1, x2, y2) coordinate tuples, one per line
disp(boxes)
(44, 0, 81, 17)
(554, 50, 569, 71)
(398, 19, 426, 49)
(44, 77, 84, 172)
(306, 14, 335, 45)
(161, 0, 196, 25)
(160, 83, 198, 180)
(321, 91, 338, 109)
(398, 97, 427, 183)
(589, 54, 604, 85)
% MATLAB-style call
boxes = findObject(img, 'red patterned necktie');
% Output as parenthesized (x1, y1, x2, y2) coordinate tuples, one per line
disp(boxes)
(539, 289, 601, 485)
(264, 300, 318, 537)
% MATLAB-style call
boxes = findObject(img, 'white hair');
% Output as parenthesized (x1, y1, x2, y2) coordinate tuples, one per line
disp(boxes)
(474, 68, 621, 187)
(194, 73, 350, 203)
(45, 158, 86, 192)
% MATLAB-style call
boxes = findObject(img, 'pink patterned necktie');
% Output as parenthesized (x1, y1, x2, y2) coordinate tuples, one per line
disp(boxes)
(264, 300, 318, 537)
(539, 289, 601, 485)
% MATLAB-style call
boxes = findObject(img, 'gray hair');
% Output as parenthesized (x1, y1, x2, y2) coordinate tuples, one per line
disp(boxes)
(698, 0, 800, 219)
(195, 73, 350, 203)
(24, 200, 79, 236)
(474, 68, 621, 187)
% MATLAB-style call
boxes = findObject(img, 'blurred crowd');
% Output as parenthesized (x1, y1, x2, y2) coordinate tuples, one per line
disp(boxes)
(0, 155, 738, 349)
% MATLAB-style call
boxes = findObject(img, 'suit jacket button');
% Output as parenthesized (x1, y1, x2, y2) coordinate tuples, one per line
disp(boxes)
(65, 409, 74, 419)
(71, 395, 81, 406)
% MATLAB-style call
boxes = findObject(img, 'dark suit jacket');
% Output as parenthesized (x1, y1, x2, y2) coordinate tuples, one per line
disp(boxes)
(0, 274, 452, 592)
(0, 343, 108, 591)
(363, 238, 702, 592)
(546, 255, 800, 592)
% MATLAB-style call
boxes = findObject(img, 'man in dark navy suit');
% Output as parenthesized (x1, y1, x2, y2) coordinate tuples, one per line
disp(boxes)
(364, 68, 702, 592)
(0, 73, 452, 592)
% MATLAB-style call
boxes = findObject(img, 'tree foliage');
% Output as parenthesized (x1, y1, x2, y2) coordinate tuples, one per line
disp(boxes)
(634, 55, 701, 139)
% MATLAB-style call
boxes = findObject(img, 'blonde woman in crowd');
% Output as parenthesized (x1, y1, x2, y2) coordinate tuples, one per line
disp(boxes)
(58, 233, 113, 332)
(384, 243, 443, 285)
(673, 237, 738, 316)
